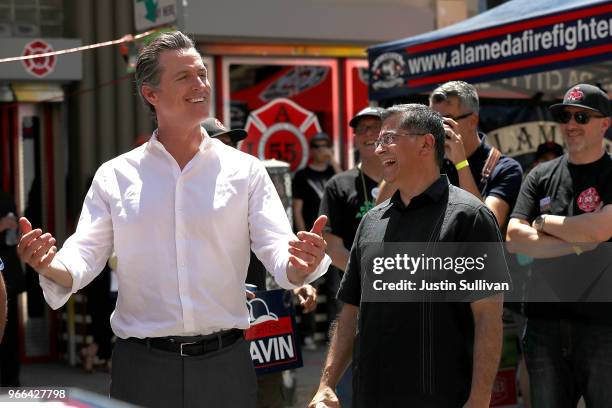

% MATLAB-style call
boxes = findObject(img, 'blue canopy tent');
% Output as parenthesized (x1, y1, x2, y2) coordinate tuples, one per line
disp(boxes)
(368, 0, 612, 100)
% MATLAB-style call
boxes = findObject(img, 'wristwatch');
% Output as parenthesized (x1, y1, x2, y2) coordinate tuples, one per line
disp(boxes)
(533, 215, 546, 232)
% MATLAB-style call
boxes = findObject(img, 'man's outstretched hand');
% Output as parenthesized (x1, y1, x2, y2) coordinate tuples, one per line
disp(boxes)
(16, 217, 57, 274)
(287, 215, 328, 285)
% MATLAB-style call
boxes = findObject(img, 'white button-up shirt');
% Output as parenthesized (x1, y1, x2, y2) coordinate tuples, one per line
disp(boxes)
(41, 130, 330, 339)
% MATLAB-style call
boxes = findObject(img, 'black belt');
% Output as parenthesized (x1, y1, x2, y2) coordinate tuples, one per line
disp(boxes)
(127, 329, 244, 357)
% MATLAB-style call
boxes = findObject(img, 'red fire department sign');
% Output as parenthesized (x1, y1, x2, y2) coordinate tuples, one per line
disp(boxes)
(241, 98, 322, 172)
(22, 40, 56, 78)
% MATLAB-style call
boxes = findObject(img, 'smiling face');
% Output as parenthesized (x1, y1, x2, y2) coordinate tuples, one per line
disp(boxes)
(141, 48, 211, 128)
(559, 106, 610, 159)
(353, 116, 382, 161)
(375, 113, 432, 185)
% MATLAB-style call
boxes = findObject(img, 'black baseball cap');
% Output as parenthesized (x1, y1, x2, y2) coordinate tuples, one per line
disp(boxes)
(309, 132, 331, 148)
(549, 84, 611, 117)
(202, 118, 247, 144)
(349, 107, 383, 128)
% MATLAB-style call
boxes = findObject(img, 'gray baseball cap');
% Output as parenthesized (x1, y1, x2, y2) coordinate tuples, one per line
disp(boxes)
(349, 107, 383, 128)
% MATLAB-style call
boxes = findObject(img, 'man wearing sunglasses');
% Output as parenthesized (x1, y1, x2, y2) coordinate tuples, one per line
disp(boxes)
(507, 84, 612, 407)
(430, 81, 523, 230)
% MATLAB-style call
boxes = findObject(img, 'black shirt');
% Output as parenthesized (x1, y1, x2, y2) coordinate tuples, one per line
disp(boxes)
(292, 165, 335, 230)
(444, 133, 523, 210)
(338, 176, 508, 407)
(319, 167, 379, 250)
(511, 153, 612, 322)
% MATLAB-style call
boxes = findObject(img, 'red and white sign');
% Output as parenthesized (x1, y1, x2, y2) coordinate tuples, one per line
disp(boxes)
(21, 40, 56, 78)
(241, 98, 321, 172)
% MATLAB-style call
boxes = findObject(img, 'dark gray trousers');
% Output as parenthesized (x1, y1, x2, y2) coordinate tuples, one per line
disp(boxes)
(110, 337, 257, 408)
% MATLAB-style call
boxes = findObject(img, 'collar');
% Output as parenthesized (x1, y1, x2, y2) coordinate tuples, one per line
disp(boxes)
(467, 132, 491, 164)
(147, 127, 212, 154)
(390, 175, 449, 211)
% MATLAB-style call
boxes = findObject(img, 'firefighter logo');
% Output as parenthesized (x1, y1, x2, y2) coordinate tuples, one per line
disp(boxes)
(242, 98, 322, 172)
(371, 52, 405, 90)
(577, 187, 601, 213)
(566, 86, 584, 102)
(22, 40, 56, 78)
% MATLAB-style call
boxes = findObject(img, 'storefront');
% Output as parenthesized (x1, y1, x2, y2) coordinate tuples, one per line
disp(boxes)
(0, 36, 82, 363)
(176, 0, 435, 170)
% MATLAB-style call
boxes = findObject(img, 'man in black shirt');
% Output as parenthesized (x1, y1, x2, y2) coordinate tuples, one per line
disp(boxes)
(430, 81, 523, 229)
(310, 104, 506, 408)
(293, 132, 339, 349)
(376, 81, 523, 231)
(293, 133, 339, 233)
(318, 107, 383, 407)
(507, 84, 612, 407)
(320, 107, 383, 259)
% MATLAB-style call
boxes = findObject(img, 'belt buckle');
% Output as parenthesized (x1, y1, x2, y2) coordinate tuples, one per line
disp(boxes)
(180, 341, 198, 357)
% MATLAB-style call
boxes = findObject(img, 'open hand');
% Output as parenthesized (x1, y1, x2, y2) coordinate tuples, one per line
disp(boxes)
(16, 217, 57, 274)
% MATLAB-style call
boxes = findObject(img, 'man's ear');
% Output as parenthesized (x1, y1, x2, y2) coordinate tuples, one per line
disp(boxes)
(421, 134, 435, 157)
(469, 112, 479, 130)
(601, 117, 611, 134)
(141, 85, 158, 107)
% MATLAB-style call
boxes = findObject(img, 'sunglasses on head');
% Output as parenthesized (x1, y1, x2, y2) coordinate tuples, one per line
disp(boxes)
(554, 110, 606, 124)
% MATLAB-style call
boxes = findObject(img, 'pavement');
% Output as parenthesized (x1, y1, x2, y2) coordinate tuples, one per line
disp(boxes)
(18, 347, 328, 408)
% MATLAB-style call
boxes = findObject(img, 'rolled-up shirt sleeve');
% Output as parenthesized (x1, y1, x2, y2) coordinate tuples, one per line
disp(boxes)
(248, 160, 330, 289)
(40, 165, 114, 309)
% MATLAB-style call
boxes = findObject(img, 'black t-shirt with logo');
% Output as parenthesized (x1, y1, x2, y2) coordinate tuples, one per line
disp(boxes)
(338, 176, 508, 407)
(319, 167, 379, 250)
(511, 153, 612, 322)
(292, 165, 336, 230)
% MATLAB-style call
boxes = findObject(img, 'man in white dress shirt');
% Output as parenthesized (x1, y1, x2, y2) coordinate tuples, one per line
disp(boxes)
(16, 31, 330, 407)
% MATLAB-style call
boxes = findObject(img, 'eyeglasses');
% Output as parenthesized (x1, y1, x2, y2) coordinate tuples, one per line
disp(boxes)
(311, 144, 331, 149)
(374, 131, 426, 149)
(554, 110, 606, 125)
(355, 124, 382, 135)
(445, 112, 473, 121)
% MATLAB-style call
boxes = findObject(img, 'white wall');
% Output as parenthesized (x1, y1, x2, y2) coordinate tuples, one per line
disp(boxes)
(184, 0, 435, 44)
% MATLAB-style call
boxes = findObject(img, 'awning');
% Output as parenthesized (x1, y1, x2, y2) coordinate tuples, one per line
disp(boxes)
(368, 0, 612, 100)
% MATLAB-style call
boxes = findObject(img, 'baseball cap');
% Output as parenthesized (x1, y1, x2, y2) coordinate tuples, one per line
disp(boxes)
(549, 84, 611, 117)
(349, 107, 383, 128)
(202, 118, 247, 144)
(309, 132, 332, 148)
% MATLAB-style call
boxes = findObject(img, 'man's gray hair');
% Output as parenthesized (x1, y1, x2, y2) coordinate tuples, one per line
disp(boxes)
(381, 104, 446, 167)
(429, 80, 479, 114)
(135, 31, 196, 115)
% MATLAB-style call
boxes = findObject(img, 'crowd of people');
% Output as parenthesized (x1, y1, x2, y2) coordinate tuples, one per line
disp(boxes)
(2, 30, 611, 408)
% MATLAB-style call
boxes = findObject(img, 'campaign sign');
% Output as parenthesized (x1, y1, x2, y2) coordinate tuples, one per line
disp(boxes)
(245, 289, 303, 375)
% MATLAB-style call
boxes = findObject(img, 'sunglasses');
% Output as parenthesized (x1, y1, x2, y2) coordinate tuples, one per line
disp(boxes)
(554, 110, 606, 124)
(445, 112, 473, 121)
(311, 144, 331, 149)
